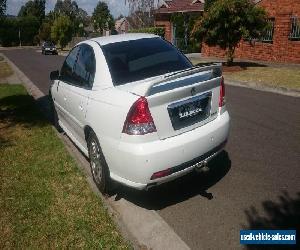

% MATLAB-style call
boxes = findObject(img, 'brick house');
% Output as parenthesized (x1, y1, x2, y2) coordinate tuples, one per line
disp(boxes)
(202, 0, 300, 63)
(154, 0, 204, 45)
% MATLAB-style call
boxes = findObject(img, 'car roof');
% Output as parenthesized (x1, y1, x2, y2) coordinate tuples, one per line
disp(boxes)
(43, 41, 54, 45)
(90, 33, 159, 46)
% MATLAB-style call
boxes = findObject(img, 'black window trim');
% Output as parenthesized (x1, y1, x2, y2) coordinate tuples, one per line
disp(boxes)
(289, 16, 300, 41)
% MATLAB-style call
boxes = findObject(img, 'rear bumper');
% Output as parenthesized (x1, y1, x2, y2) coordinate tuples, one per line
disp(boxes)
(44, 49, 57, 54)
(108, 111, 230, 190)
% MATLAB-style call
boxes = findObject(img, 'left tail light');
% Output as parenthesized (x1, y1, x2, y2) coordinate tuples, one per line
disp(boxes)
(219, 76, 226, 107)
(122, 97, 157, 135)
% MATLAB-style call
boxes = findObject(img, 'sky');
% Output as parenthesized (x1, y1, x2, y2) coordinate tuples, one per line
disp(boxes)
(6, 0, 130, 18)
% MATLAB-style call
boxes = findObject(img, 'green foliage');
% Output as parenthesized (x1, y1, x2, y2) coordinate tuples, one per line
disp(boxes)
(15, 0, 45, 44)
(44, 10, 56, 24)
(0, 16, 39, 46)
(204, 0, 216, 11)
(92, 1, 114, 33)
(194, 0, 267, 64)
(0, 0, 7, 17)
(54, 0, 78, 19)
(51, 15, 73, 49)
(19, 16, 40, 45)
(74, 8, 89, 36)
(39, 21, 52, 42)
(170, 13, 201, 53)
(0, 18, 19, 46)
(128, 27, 165, 37)
(18, 0, 45, 24)
(54, 0, 89, 36)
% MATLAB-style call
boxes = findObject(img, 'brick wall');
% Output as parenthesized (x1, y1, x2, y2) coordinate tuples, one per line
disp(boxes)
(202, 0, 300, 63)
(154, 14, 172, 42)
(155, 20, 172, 41)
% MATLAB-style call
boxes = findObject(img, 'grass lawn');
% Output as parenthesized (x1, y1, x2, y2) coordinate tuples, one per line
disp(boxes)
(189, 57, 300, 91)
(224, 67, 300, 91)
(0, 56, 13, 78)
(0, 84, 131, 249)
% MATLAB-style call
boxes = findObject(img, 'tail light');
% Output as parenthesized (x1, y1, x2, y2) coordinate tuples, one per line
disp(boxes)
(123, 96, 157, 135)
(219, 76, 226, 107)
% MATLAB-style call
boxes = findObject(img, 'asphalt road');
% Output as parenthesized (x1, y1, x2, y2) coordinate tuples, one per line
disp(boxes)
(3, 48, 300, 250)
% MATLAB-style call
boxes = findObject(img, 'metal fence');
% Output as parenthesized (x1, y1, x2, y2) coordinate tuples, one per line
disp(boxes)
(289, 17, 300, 40)
(174, 38, 187, 52)
(261, 18, 275, 42)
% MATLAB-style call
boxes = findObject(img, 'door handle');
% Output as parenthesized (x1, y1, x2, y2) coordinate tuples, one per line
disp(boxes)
(79, 105, 83, 111)
(63, 97, 67, 101)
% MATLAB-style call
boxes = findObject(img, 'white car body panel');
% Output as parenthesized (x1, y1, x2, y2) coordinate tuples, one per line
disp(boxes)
(50, 34, 230, 190)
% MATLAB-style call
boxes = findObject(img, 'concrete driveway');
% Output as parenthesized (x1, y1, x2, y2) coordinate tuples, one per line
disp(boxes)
(2, 48, 300, 250)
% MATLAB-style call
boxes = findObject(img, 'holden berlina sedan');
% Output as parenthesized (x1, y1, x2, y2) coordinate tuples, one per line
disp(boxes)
(49, 34, 230, 193)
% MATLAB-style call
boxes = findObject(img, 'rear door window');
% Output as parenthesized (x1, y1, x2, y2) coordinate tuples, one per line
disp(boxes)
(60, 46, 80, 84)
(60, 44, 96, 88)
(73, 44, 96, 88)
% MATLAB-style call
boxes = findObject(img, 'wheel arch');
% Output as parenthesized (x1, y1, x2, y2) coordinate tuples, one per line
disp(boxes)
(84, 125, 94, 142)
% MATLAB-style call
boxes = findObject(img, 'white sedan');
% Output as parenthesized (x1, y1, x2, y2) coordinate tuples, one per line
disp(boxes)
(49, 34, 230, 193)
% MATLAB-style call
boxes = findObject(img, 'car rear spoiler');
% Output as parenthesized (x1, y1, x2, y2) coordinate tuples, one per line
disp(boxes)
(115, 63, 222, 97)
(146, 63, 222, 96)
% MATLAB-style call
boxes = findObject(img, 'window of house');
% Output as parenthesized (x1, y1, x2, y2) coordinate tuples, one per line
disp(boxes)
(289, 17, 300, 41)
(261, 18, 275, 43)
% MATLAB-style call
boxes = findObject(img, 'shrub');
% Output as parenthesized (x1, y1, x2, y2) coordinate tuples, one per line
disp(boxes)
(128, 27, 165, 38)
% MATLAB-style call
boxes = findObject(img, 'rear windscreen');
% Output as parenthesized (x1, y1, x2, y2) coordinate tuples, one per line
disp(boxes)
(101, 38, 192, 86)
(44, 42, 54, 46)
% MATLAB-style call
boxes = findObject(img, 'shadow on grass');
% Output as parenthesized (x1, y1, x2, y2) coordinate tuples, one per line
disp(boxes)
(0, 94, 49, 126)
(243, 191, 300, 249)
(113, 151, 231, 210)
(0, 94, 52, 148)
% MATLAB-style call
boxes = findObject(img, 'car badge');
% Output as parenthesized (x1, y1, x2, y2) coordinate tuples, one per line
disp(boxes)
(191, 87, 196, 96)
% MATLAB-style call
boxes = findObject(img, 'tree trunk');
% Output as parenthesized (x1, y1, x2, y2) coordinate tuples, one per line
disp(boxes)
(226, 46, 235, 66)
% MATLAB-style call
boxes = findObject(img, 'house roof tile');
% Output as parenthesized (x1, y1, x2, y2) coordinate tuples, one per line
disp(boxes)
(156, 0, 204, 14)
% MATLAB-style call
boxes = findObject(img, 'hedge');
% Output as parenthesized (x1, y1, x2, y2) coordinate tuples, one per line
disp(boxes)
(128, 27, 165, 38)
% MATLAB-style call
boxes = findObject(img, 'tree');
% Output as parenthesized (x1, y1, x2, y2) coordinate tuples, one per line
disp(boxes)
(0, 0, 7, 17)
(193, 0, 268, 64)
(18, 0, 45, 24)
(204, 0, 216, 11)
(51, 15, 73, 49)
(0, 18, 19, 46)
(116, 14, 124, 21)
(92, 2, 114, 34)
(39, 21, 52, 41)
(74, 8, 89, 36)
(42, 10, 56, 25)
(54, 0, 88, 36)
(125, 0, 157, 28)
(54, 0, 78, 19)
(19, 16, 40, 45)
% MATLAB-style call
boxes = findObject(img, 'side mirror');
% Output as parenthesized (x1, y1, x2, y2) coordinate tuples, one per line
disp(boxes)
(50, 70, 59, 81)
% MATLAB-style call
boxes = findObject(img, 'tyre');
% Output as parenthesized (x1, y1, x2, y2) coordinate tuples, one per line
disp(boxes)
(87, 131, 112, 194)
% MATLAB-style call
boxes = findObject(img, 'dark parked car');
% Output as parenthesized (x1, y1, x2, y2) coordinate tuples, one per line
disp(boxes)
(42, 41, 58, 55)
